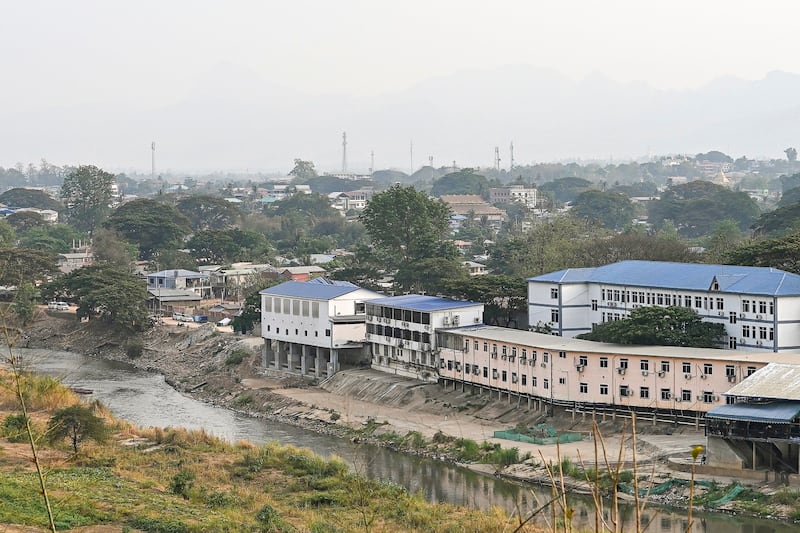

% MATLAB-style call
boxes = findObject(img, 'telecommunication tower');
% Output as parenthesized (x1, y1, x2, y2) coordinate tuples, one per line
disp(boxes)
(151, 141, 156, 178)
(342, 132, 348, 173)
(509, 141, 515, 171)
(494, 146, 501, 170)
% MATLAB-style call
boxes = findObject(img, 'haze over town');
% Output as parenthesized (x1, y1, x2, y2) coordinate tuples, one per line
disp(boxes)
(3, 0, 800, 172)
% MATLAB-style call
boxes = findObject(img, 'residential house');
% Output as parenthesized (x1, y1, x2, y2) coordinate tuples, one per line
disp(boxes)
(279, 266, 327, 282)
(439, 194, 506, 226)
(147, 269, 212, 299)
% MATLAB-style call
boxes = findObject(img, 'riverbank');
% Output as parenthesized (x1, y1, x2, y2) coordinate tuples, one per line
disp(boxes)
(18, 312, 800, 524)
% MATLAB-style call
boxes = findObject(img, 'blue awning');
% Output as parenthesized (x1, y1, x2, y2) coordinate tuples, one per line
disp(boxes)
(706, 401, 800, 424)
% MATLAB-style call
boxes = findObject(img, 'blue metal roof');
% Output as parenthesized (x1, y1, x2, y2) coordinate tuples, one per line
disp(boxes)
(706, 401, 800, 424)
(527, 260, 800, 297)
(260, 280, 362, 300)
(368, 294, 481, 312)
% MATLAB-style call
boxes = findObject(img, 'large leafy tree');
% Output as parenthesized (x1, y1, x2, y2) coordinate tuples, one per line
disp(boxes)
(187, 228, 271, 265)
(359, 185, 453, 267)
(648, 180, 760, 238)
(577, 306, 726, 348)
(61, 165, 116, 236)
(104, 198, 192, 259)
(0, 248, 58, 286)
(288, 159, 318, 181)
(47, 404, 109, 453)
(47, 264, 149, 331)
(176, 195, 241, 231)
(440, 275, 527, 327)
(538, 177, 593, 204)
(750, 202, 800, 237)
(6, 211, 47, 234)
(0, 187, 63, 211)
(725, 230, 800, 274)
(571, 190, 635, 231)
(430, 169, 490, 197)
(18, 224, 85, 254)
(0, 218, 15, 246)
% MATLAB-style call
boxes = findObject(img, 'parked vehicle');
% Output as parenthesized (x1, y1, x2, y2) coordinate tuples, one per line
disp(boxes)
(193, 315, 208, 323)
(172, 312, 193, 322)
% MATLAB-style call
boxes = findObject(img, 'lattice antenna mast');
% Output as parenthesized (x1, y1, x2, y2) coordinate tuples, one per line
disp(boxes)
(151, 141, 156, 178)
(509, 141, 515, 172)
(494, 146, 501, 170)
(342, 132, 347, 173)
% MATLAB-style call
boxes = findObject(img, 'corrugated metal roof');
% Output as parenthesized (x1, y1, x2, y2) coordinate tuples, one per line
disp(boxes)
(441, 325, 800, 363)
(150, 269, 208, 279)
(260, 280, 371, 300)
(147, 289, 201, 302)
(725, 363, 800, 400)
(368, 294, 482, 312)
(527, 260, 800, 296)
(706, 401, 800, 423)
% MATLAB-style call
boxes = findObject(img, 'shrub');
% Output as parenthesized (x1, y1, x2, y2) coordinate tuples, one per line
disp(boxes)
(225, 349, 248, 366)
(125, 338, 144, 359)
(2, 413, 32, 443)
(255, 503, 295, 532)
(169, 469, 196, 500)
(329, 412, 340, 422)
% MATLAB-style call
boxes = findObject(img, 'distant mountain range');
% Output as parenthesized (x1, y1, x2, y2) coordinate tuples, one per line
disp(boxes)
(3, 64, 799, 172)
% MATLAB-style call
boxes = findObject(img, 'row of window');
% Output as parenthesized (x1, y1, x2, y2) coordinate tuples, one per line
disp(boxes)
(366, 304, 432, 324)
(265, 325, 330, 337)
(741, 325, 774, 340)
(442, 361, 722, 403)
(587, 288, 776, 316)
(366, 323, 432, 344)
(264, 297, 321, 318)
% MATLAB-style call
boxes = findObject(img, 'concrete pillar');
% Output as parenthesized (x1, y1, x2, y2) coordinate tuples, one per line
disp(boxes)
(315, 348, 324, 378)
(274, 341, 282, 370)
(753, 443, 757, 471)
(301, 345, 309, 375)
(328, 349, 339, 375)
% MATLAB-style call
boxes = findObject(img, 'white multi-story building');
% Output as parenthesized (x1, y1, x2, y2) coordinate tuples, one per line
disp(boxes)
(366, 295, 484, 381)
(528, 260, 800, 352)
(260, 278, 381, 377)
(489, 184, 539, 209)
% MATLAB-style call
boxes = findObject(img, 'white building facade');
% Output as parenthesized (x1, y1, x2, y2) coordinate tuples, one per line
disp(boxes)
(366, 295, 484, 382)
(260, 279, 382, 377)
(528, 261, 800, 352)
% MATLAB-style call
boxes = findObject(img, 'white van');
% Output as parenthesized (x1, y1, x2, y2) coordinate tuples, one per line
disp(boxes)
(55, 302, 69, 311)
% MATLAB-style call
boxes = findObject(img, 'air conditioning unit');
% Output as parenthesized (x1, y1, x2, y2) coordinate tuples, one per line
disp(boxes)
(626, 389, 634, 397)
(576, 365, 585, 372)
(700, 373, 707, 379)
(739, 339, 745, 344)
(657, 371, 666, 378)
(712, 395, 720, 402)
(674, 397, 682, 403)
(641, 370, 649, 376)
(501, 354, 507, 360)
(608, 302, 617, 308)
(664, 392, 672, 399)
(684, 373, 692, 379)
(728, 375, 737, 383)
(402, 321, 409, 327)
(541, 362, 547, 368)
(452, 316, 460, 325)
(424, 325, 431, 331)
(443, 317, 451, 326)
(756, 314, 763, 320)
(697, 395, 704, 401)
(617, 367, 626, 375)
(756, 340, 764, 346)
(718, 311, 725, 317)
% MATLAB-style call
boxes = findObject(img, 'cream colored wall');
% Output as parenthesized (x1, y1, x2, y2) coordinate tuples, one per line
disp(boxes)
(438, 334, 768, 413)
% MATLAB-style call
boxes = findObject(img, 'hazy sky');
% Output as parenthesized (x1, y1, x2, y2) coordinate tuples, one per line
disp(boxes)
(3, 1, 800, 171)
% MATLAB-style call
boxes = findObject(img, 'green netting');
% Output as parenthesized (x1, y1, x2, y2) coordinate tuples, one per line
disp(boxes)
(617, 479, 715, 496)
(707, 483, 745, 508)
(493, 429, 582, 445)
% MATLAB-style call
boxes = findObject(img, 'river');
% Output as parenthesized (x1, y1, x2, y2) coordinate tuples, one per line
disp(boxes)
(15, 347, 796, 532)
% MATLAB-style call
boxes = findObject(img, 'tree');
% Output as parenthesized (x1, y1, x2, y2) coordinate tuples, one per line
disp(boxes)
(695, 150, 733, 163)
(18, 224, 84, 254)
(725, 230, 800, 274)
(232, 281, 278, 334)
(0, 218, 16, 246)
(176, 195, 241, 231)
(104, 198, 192, 259)
(0, 187, 63, 212)
(186, 228, 272, 264)
(289, 159, 318, 181)
(702, 220, 743, 263)
(46, 404, 109, 453)
(440, 275, 526, 327)
(61, 165, 116, 236)
(572, 229, 696, 266)
(359, 185, 453, 268)
(46, 264, 149, 331)
(0, 248, 58, 286)
(750, 202, 800, 237)
(577, 306, 725, 348)
(6, 211, 47, 234)
(648, 180, 760, 238)
(430, 169, 490, 197)
(538, 177, 593, 204)
(91, 228, 138, 270)
(785, 147, 797, 163)
(571, 190, 635, 230)
(13, 283, 40, 325)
